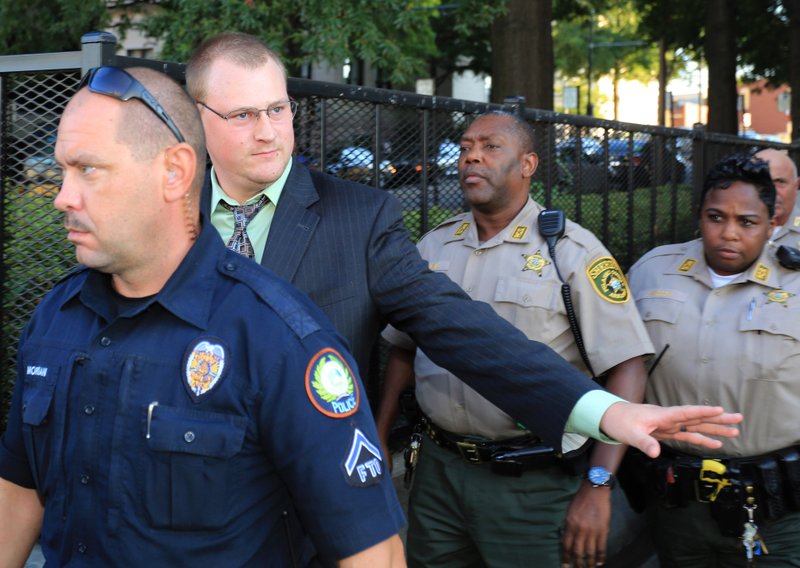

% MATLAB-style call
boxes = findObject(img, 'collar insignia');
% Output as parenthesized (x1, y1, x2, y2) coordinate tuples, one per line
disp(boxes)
(306, 348, 359, 418)
(793, 216, 800, 227)
(678, 258, 697, 272)
(754, 263, 770, 282)
(522, 250, 550, 276)
(454, 222, 470, 236)
(765, 290, 794, 305)
(342, 428, 384, 487)
(183, 338, 228, 401)
(586, 256, 630, 303)
(512, 225, 529, 240)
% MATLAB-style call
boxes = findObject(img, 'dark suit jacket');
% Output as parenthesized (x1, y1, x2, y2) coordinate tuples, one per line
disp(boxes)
(202, 162, 601, 448)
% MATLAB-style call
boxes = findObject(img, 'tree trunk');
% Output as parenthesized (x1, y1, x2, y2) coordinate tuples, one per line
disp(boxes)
(785, 0, 800, 142)
(490, 0, 553, 109)
(705, 0, 738, 134)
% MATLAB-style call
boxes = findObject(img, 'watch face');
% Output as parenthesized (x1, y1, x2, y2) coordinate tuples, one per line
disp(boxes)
(588, 466, 611, 486)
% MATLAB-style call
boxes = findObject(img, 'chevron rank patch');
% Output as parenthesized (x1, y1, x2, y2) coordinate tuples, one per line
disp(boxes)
(183, 337, 228, 401)
(306, 348, 359, 418)
(586, 256, 629, 303)
(342, 428, 384, 487)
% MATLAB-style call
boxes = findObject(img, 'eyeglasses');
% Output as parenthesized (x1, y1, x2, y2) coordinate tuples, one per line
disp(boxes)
(78, 66, 186, 143)
(197, 100, 298, 127)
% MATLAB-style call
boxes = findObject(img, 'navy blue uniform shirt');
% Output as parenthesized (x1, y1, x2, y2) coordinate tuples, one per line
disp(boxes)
(0, 219, 404, 566)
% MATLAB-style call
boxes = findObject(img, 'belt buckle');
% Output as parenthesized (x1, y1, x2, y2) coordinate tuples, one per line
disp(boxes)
(456, 441, 482, 463)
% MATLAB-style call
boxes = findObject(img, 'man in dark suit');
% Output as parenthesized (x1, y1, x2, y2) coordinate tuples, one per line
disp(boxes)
(185, 32, 740, 458)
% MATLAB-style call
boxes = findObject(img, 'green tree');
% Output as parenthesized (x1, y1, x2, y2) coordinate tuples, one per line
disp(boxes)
(0, 0, 108, 54)
(130, 0, 438, 85)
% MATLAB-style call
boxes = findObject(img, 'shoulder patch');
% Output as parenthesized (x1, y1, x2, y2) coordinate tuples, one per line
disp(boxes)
(677, 258, 697, 272)
(183, 337, 229, 401)
(342, 428, 384, 487)
(305, 348, 359, 418)
(586, 256, 630, 303)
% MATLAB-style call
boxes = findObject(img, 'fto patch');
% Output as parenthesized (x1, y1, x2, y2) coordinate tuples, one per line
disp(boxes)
(306, 348, 359, 418)
(586, 256, 629, 303)
(183, 338, 228, 401)
(342, 428, 384, 487)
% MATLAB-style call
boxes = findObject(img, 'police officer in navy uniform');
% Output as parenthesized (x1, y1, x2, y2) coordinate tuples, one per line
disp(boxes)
(0, 66, 405, 567)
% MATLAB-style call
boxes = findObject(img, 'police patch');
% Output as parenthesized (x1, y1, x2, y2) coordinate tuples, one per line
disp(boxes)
(342, 428, 384, 487)
(586, 256, 629, 303)
(305, 348, 359, 418)
(183, 337, 228, 401)
(522, 250, 550, 276)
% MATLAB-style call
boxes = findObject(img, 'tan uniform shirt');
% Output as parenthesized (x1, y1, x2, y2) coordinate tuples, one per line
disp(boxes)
(384, 199, 653, 440)
(628, 239, 800, 457)
(770, 199, 800, 249)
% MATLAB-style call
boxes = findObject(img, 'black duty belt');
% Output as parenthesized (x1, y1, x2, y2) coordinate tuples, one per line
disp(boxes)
(423, 417, 560, 476)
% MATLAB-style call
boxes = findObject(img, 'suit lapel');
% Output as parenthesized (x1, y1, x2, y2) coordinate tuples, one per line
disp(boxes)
(261, 162, 320, 282)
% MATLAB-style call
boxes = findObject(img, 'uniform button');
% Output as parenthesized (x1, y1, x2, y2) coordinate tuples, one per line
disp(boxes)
(474, 250, 483, 256)
(75, 354, 88, 365)
(522, 294, 531, 303)
(80, 474, 90, 485)
(465, 287, 472, 293)
(84, 405, 95, 415)
(184, 431, 196, 443)
(77, 543, 87, 554)
(224, 263, 236, 271)
(100, 336, 111, 346)
(701, 357, 709, 364)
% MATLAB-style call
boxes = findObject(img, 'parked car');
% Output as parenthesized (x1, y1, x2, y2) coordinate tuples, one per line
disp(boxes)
(325, 146, 394, 186)
(436, 141, 460, 178)
(552, 137, 606, 193)
(608, 137, 687, 189)
(20, 126, 61, 184)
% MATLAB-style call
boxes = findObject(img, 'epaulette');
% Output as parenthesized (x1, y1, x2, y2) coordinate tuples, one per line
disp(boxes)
(420, 211, 470, 241)
(217, 256, 322, 340)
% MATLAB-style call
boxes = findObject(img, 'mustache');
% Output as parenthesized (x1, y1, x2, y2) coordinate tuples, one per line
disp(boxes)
(64, 213, 90, 232)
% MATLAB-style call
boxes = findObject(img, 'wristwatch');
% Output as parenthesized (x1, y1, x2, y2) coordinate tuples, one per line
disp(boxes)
(585, 466, 615, 488)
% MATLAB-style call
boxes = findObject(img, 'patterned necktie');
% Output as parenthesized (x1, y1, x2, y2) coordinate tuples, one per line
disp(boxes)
(220, 195, 268, 259)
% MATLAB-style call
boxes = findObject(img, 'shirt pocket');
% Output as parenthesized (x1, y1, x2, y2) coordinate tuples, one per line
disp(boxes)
(143, 404, 247, 531)
(739, 308, 800, 382)
(635, 290, 687, 324)
(493, 276, 569, 342)
(21, 368, 59, 487)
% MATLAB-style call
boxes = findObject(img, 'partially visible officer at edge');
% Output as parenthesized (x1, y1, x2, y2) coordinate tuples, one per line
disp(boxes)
(754, 148, 800, 248)
(628, 154, 800, 566)
(377, 111, 652, 568)
(0, 66, 405, 567)
(185, 32, 742, 460)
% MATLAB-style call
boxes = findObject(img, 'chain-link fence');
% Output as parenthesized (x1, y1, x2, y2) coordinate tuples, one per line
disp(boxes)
(1, 32, 797, 427)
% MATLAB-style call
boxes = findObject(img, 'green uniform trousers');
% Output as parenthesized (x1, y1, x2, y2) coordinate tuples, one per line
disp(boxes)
(651, 498, 800, 567)
(406, 434, 580, 568)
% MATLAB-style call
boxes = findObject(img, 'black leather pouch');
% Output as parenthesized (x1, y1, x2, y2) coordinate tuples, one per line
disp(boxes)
(776, 448, 800, 511)
(756, 457, 787, 521)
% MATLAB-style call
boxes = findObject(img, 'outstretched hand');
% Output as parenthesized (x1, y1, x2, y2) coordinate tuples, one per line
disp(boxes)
(599, 402, 743, 458)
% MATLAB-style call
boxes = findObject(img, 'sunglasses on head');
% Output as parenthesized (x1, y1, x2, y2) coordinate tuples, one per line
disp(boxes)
(78, 66, 186, 143)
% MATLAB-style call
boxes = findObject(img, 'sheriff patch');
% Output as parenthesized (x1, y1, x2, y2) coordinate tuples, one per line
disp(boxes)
(586, 256, 629, 303)
(183, 338, 228, 401)
(765, 289, 794, 306)
(306, 348, 359, 418)
(342, 428, 384, 487)
(522, 250, 550, 276)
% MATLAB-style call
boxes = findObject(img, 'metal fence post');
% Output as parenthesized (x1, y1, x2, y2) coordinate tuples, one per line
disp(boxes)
(81, 31, 118, 74)
(691, 122, 706, 227)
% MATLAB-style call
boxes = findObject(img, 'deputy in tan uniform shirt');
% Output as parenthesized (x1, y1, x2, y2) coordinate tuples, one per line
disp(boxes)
(377, 111, 653, 568)
(754, 148, 800, 250)
(628, 154, 800, 567)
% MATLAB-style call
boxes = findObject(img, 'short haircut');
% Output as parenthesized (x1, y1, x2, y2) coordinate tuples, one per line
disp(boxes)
(117, 67, 207, 193)
(471, 110, 536, 154)
(185, 32, 287, 102)
(701, 154, 776, 218)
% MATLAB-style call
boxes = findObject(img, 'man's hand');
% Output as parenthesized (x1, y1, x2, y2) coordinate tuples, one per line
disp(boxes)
(561, 482, 611, 568)
(600, 402, 742, 458)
